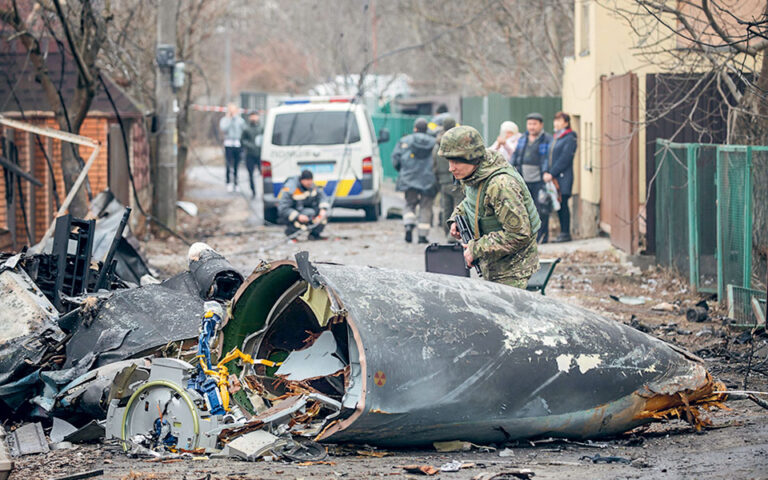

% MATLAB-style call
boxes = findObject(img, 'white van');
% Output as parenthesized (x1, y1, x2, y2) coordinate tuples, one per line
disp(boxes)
(261, 97, 389, 223)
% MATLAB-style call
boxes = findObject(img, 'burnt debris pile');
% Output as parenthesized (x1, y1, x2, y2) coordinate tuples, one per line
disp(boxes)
(0, 228, 732, 467)
(0, 192, 246, 461)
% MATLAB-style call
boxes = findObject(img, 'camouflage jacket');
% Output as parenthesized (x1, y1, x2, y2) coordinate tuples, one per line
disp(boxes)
(450, 150, 540, 284)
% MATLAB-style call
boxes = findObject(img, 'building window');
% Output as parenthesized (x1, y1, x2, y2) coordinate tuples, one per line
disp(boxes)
(580, 0, 590, 56)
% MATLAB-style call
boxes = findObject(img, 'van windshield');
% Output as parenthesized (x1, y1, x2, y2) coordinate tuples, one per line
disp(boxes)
(272, 111, 361, 146)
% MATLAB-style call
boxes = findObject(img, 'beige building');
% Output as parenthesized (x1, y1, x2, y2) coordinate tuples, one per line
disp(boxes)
(562, 0, 762, 253)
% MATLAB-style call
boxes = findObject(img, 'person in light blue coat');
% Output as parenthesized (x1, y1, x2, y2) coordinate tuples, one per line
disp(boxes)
(219, 103, 246, 192)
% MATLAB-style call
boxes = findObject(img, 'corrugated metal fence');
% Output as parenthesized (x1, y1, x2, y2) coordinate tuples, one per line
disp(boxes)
(372, 113, 418, 180)
(460, 94, 562, 141)
(374, 97, 561, 180)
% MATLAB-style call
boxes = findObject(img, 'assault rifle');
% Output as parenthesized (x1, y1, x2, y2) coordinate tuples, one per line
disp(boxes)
(455, 215, 482, 277)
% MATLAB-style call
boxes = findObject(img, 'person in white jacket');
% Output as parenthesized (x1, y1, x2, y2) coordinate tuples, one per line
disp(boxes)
(488, 121, 522, 163)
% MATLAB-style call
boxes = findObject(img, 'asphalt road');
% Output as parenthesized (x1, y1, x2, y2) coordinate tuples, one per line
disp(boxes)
(20, 150, 762, 480)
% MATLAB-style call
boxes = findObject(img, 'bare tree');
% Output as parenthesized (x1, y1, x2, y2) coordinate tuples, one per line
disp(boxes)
(219, 1, 572, 98)
(398, 0, 573, 96)
(607, 0, 768, 285)
(101, 0, 224, 196)
(0, 0, 112, 216)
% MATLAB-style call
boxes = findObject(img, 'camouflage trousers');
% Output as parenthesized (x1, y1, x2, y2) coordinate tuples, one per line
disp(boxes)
(492, 277, 528, 289)
(438, 184, 465, 235)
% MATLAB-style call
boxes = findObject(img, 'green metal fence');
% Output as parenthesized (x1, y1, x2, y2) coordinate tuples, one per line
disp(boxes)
(372, 113, 418, 180)
(716, 146, 754, 297)
(691, 145, 718, 293)
(654, 141, 690, 277)
(460, 95, 562, 141)
(655, 140, 764, 300)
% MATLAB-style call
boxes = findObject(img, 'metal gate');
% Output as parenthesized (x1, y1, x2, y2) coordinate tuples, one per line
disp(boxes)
(600, 73, 639, 253)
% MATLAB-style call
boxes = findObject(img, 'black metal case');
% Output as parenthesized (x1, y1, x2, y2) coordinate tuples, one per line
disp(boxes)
(424, 243, 470, 277)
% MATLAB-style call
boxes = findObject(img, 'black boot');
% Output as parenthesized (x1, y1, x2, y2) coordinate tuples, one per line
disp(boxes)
(405, 226, 413, 243)
(553, 233, 572, 243)
(418, 235, 429, 244)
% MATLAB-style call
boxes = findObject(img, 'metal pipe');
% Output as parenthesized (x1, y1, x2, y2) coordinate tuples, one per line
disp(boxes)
(95, 207, 132, 291)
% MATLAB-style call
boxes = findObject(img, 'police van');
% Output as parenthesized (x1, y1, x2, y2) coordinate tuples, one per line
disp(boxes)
(261, 97, 389, 223)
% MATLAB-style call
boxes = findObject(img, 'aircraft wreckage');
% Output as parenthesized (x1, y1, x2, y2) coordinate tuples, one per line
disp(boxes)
(101, 252, 726, 454)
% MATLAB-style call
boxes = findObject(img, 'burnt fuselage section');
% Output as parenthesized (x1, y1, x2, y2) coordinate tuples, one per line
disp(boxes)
(225, 259, 725, 447)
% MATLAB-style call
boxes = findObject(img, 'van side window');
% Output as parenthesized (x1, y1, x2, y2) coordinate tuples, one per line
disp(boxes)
(272, 111, 361, 146)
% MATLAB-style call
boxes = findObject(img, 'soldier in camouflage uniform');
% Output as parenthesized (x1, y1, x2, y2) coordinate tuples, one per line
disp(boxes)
(432, 116, 464, 238)
(440, 125, 540, 288)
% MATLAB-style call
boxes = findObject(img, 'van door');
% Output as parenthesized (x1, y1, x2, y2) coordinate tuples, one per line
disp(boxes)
(270, 110, 363, 196)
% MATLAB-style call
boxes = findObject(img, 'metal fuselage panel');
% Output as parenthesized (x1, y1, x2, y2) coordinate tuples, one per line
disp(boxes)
(231, 262, 711, 446)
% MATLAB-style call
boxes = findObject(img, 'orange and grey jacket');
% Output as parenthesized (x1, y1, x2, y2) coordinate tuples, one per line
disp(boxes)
(277, 176, 330, 223)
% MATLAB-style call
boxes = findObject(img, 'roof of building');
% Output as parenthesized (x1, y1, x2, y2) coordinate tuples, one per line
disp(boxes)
(0, 51, 146, 119)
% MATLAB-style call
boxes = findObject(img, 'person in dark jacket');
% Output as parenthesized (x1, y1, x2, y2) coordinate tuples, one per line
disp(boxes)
(511, 112, 553, 243)
(241, 113, 263, 199)
(392, 118, 437, 243)
(545, 111, 578, 243)
(277, 170, 329, 239)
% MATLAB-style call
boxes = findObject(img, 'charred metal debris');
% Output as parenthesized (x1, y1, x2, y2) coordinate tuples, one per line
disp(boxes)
(1, 232, 733, 466)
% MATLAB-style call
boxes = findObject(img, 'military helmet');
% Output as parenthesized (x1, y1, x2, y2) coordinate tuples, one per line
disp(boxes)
(438, 125, 486, 163)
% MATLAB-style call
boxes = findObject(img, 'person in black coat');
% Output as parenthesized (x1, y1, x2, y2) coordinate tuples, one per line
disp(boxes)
(544, 111, 578, 243)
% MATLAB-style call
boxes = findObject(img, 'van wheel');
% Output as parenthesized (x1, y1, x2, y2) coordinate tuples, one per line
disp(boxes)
(264, 206, 278, 225)
(363, 202, 381, 221)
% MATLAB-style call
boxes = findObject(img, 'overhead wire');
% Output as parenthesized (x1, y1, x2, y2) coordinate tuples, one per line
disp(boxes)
(97, 73, 192, 245)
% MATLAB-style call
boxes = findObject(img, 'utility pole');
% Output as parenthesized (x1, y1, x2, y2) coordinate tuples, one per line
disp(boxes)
(154, 1, 177, 231)
(224, 27, 232, 102)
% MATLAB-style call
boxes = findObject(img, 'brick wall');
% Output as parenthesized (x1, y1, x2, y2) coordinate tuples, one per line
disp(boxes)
(0, 116, 110, 246)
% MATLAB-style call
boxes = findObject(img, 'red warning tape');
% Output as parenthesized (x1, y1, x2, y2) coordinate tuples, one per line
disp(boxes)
(191, 104, 262, 114)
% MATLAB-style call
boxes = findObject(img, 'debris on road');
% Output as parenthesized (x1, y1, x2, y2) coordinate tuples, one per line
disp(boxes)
(402, 464, 440, 475)
(579, 453, 632, 464)
(0, 234, 740, 470)
(610, 295, 648, 305)
(49, 469, 104, 480)
(440, 460, 475, 472)
(651, 302, 677, 312)
(433, 440, 493, 452)
(7, 423, 49, 457)
(472, 469, 535, 480)
(356, 449, 393, 457)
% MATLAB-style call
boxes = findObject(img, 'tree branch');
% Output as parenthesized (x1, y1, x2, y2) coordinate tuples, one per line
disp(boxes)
(51, 0, 93, 85)
(702, 0, 768, 56)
